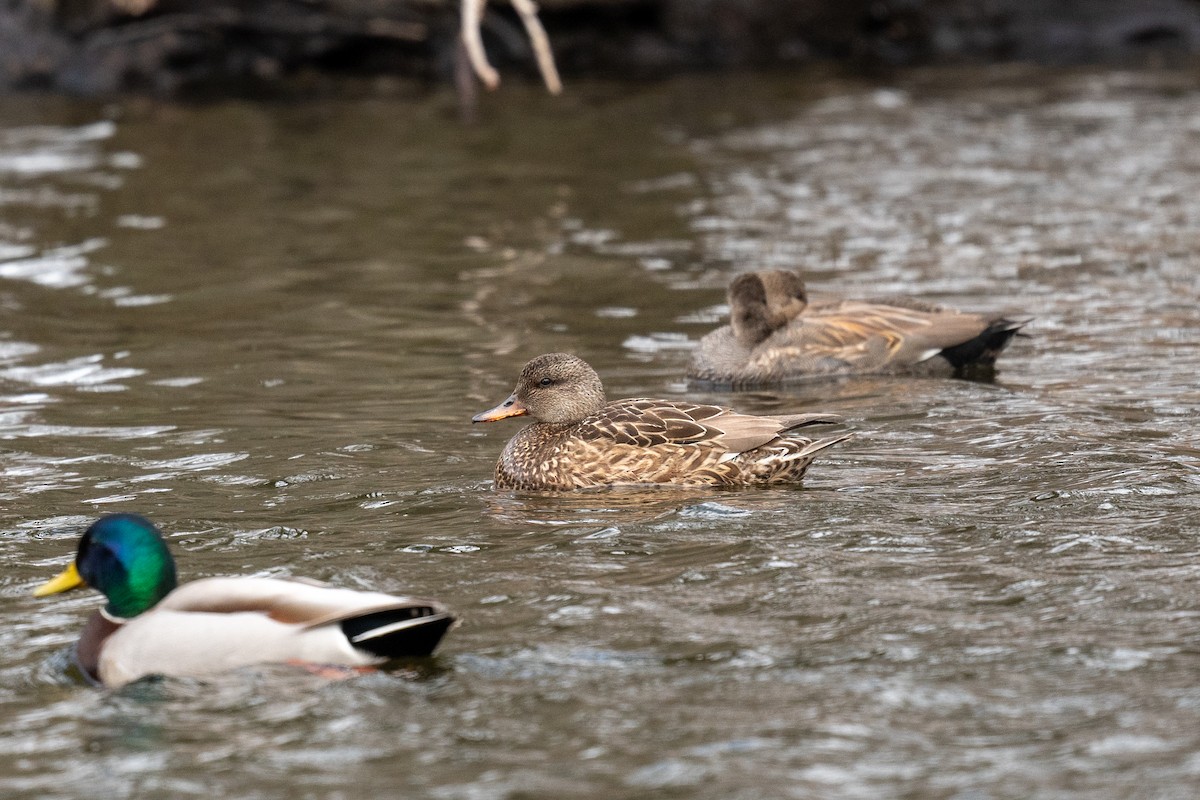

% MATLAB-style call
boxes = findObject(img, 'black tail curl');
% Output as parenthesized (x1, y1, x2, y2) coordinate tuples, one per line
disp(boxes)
(341, 606, 456, 659)
(940, 318, 1030, 370)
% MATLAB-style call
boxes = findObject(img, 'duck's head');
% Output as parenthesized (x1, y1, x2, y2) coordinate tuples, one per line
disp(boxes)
(472, 353, 606, 425)
(34, 513, 178, 620)
(728, 270, 808, 347)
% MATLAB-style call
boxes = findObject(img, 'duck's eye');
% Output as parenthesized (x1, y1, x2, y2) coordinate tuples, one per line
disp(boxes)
(539, 377, 553, 387)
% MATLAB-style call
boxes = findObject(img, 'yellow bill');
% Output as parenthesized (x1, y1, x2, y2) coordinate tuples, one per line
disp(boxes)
(33, 562, 85, 597)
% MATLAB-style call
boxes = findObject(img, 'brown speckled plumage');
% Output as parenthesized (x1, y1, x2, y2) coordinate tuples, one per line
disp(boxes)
(689, 270, 1029, 387)
(473, 353, 849, 491)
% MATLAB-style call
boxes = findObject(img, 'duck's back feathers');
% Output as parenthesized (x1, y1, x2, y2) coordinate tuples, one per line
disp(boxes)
(159, 577, 421, 624)
(813, 301, 1031, 374)
(582, 399, 726, 447)
(89, 577, 454, 687)
(799, 300, 1004, 365)
(580, 399, 844, 455)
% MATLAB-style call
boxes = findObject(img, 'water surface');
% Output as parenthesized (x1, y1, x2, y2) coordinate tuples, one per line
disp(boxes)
(1, 68, 1199, 798)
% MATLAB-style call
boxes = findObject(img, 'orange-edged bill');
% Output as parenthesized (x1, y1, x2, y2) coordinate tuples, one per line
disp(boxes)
(472, 394, 528, 423)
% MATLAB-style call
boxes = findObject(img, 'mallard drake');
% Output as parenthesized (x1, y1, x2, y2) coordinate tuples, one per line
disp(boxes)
(688, 270, 1029, 386)
(472, 352, 850, 490)
(33, 513, 455, 688)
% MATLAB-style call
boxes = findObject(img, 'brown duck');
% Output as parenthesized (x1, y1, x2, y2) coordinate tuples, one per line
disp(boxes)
(472, 353, 850, 490)
(688, 270, 1029, 387)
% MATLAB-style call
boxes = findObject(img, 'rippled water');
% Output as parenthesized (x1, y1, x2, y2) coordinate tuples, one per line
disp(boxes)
(2, 68, 1199, 798)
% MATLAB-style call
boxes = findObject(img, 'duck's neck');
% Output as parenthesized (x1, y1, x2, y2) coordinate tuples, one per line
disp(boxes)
(521, 419, 579, 437)
(100, 557, 177, 620)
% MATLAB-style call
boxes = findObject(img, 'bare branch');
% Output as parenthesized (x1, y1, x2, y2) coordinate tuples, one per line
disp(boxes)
(461, 0, 500, 90)
(510, 0, 562, 95)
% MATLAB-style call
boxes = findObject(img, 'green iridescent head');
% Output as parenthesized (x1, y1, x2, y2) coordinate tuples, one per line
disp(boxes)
(34, 513, 178, 619)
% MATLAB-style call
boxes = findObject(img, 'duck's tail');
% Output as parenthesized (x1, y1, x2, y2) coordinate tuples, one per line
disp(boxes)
(774, 412, 845, 431)
(792, 432, 854, 460)
(743, 431, 852, 482)
(940, 317, 1032, 369)
(341, 604, 457, 659)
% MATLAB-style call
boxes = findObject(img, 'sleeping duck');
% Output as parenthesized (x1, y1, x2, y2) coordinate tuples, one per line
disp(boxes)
(688, 270, 1028, 387)
(33, 513, 455, 687)
(472, 352, 850, 490)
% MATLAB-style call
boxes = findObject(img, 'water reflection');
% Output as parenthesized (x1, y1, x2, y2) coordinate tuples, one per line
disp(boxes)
(480, 486, 754, 527)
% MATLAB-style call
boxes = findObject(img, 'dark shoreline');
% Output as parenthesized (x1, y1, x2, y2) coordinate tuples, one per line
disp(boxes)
(4, 0, 1200, 97)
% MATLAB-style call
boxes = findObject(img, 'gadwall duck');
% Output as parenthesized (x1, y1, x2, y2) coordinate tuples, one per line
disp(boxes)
(688, 270, 1028, 386)
(472, 353, 850, 490)
(34, 514, 455, 687)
